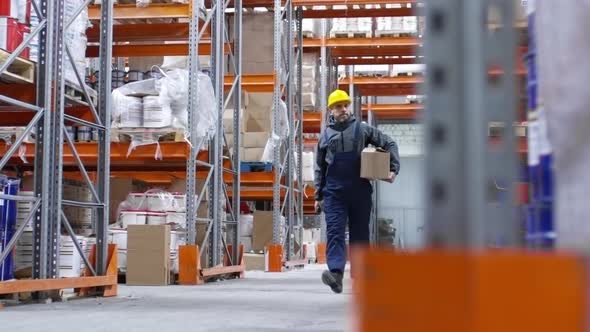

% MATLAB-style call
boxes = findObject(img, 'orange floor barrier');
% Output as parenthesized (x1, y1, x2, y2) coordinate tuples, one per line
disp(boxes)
(0, 244, 118, 298)
(179, 244, 245, 284)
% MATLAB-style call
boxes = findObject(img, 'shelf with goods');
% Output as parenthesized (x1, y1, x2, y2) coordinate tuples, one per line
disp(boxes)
(0, 0, 248, 293)
(88, 0, 247, 279)
(0, 0, 116, 294)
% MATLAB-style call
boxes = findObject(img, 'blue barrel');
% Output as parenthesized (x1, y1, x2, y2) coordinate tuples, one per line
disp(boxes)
(0, 177, 20, 281)
(525, 5, 555, 249)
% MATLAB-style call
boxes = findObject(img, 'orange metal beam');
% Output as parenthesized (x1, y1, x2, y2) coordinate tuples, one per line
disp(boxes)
(86, 42, 229, 58)
(0, 106, 94, 126)
(303, 37, 421, 56)
(327, 36, 421, 48)
(229, 186, 316, 201)
(206, 0, 281, 7)
(363, 103, 423, 119)
(338, 76, 423, 96)
(336, 57, 423, 65)
(332, 46, 417, 57)
(225, 74, 276, 93)
(303, 112, 322, 133)
(87, 23, 210, 43)
(88, 3, 191, 20)
(0, 142, 211, 166)
(302, 7, 416, 19)
(293, 0, 417, 6)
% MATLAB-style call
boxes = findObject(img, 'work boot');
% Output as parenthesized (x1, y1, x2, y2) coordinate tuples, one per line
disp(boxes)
(322, 270, 343, 294)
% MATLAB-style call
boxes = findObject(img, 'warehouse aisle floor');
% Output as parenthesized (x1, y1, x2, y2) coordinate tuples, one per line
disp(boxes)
(1, 264, 352, 332)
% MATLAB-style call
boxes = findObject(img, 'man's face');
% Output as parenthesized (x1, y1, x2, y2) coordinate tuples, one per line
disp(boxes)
(330, 102, 350, 123)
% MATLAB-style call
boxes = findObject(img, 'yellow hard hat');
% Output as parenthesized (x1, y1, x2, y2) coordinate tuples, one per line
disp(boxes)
(328, 89, 351, 108)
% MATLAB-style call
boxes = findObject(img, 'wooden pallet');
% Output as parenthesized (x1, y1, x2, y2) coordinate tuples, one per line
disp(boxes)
(393, 72, 420, 77)
(375, 31, 418, 38)
(302, 31, 315, 38)
(356, 72, 387, 78)
(330, 31, 371, 38)
(64, 80, 98, 107)
(0, 49, 35, 84)
(113, 127, 186, 143)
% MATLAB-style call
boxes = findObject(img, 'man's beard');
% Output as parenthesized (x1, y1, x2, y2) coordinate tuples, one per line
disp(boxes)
(336, 113, 349, 122)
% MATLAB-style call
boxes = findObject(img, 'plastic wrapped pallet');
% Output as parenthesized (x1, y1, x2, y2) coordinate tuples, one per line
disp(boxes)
(64, 0, 92, 86)
(302, 151, 315, 183)
(111, 70, 216, 158)
(299, 54, 319, 110)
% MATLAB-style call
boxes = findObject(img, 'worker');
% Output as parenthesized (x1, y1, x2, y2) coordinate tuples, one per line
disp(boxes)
(314, 89, 400, 294)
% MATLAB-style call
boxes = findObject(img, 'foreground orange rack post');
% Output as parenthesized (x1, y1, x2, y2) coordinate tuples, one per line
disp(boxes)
(353, 248, 588, 332)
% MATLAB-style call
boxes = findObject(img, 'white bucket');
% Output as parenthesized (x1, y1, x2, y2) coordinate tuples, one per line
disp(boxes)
(119, 210, 148, 228)
(146, 211, 167, 225)
(166, 211, 187, 229)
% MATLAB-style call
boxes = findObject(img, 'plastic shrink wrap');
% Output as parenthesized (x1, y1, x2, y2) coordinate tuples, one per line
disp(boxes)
(261, 99, 289, 162)
(111, 70, 217, 159)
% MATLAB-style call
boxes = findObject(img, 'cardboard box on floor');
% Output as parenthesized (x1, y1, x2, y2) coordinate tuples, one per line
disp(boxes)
(252, 211, 273, 252)
(360, 147, 391, 180)
(243, 253, 265, 271)
(126, 225, 171, 286)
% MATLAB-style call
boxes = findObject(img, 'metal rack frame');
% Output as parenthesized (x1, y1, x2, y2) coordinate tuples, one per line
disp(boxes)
(0, 0, 245, 292)
(271, 0, 304, 262)
(201, 0, 242, 267)
(0, 0, 113, 289)
(424, 0, 517, 247)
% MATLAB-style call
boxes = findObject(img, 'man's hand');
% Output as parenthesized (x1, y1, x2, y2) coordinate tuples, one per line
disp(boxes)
(315, 200, 323, 213)
(384, 172, 396, 183)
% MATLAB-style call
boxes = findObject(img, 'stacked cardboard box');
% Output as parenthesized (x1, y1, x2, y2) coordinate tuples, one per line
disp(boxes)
(224, 92, 273, 162)
(241, 12, 274, 75)
(301, 54, 319, 111)
(251, 211, 285, 253)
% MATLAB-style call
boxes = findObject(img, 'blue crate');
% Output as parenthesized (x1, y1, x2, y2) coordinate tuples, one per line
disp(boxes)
(240, 162, 272, 173)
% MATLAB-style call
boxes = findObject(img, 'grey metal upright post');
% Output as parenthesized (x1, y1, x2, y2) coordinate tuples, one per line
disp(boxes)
(285, 1, 295, 260)
(319, 19, 328, 130)
(232, 0, 242, 264)
(33, 0, 54, 280)
(353, 87, 362, 120)
(368, 98, 378, 244)
(186, 0, 202, 245)
(210, 0, 225, 266)
(296, 7, 304, 258)
(319, 18, 328, 243)
(46, 0, 66, 278)
(95, 0, 113, 275)
(424, 0, 517, 247)
(272, 0, 282, 245)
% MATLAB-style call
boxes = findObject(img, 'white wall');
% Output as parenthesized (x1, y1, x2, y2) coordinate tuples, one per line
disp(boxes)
(377, 122, 426, 248)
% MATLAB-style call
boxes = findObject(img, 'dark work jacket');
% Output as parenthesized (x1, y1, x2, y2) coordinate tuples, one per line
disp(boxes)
(314, 116, 400, 201)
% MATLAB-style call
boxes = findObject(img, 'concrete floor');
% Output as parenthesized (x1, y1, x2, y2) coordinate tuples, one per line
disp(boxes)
(0, 265, 353, 332)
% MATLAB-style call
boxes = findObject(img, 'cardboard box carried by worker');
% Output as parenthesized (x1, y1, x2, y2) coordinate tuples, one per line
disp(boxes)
(360, 147, 391, 180)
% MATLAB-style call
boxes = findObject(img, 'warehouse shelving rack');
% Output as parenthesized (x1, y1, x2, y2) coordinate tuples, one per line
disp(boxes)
(0, 0, 253, 294)
(0, 0, 117, 296)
